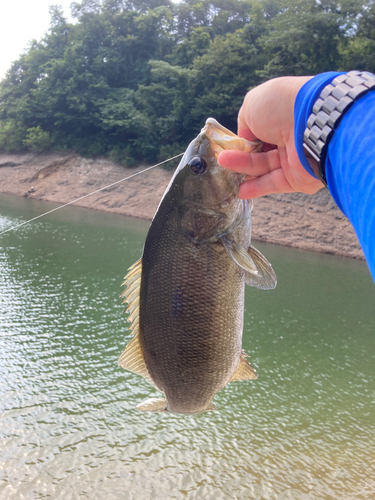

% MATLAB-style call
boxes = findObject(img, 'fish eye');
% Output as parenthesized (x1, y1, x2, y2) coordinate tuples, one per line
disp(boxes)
(187, 156, 207, 175)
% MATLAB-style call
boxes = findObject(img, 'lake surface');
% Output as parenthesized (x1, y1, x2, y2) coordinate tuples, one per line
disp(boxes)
(0, 193, 374, 499)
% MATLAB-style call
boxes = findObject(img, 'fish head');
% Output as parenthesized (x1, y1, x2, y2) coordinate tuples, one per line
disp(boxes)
(170, 118, 262, 244)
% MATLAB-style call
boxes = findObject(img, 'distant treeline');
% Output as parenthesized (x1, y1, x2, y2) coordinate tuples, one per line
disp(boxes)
(0, 0, 374, 165)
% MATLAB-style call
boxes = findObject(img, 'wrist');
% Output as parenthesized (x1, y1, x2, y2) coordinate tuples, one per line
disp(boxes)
(294, 72, 342, 182)
(302, 71, 375, 186)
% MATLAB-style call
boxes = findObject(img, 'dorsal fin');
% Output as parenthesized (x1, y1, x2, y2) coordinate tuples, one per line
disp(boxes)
(121, 258, 142, 286)
(121, 258, 142, 336)
(118, 257, 155, 387)
(127, 257, 142, 272)
(118, 332, 155, 386)
(230, 351, 258, 382)
(120, 278, 140, 300)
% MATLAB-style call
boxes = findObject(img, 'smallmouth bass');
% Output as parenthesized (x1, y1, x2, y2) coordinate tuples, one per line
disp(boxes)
(118, 118, 277, 414)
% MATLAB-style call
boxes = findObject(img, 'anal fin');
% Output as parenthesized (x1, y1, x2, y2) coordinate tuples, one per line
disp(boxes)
(230, 351, 258, 382)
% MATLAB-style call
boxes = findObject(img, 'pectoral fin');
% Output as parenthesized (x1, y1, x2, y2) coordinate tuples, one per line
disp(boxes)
(222, 237, 259, 276)
(230, 351, 258, 382)
(222, 237, 277, 290)
(246, 245, 277, 290)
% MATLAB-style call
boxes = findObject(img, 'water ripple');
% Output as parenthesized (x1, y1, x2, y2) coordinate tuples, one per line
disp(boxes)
(0, 194, 374, 499)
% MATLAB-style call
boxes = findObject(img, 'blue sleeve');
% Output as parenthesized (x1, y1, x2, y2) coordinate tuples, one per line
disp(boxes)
(294, 73, 375, 281)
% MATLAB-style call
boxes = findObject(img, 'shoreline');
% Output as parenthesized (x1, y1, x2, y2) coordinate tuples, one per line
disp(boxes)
(0, 151, 364, 260)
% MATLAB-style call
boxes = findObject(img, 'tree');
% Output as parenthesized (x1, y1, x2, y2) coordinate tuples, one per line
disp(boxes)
(259, 0, 345, 78)
(190, 25, 266, 132)
(0, 0, 373, 161)
(23, 127, 52, 151)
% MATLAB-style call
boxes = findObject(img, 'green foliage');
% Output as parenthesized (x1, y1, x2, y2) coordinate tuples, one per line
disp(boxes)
(0, 120, 27, 153)
(190, 28, 265, 132)
(259, 0, 342, 78)
(0, 0, 373, 162)
(23, 127, 52, 151)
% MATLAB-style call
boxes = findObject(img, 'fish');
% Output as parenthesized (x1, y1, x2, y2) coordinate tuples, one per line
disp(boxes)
(118, 117, 277, 415)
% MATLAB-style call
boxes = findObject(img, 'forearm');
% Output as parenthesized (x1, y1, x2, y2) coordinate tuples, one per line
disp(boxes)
(294, 73, 375, 279)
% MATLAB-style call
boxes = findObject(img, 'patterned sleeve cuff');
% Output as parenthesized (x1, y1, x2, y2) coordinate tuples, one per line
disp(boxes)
(294, 72, 343, 180)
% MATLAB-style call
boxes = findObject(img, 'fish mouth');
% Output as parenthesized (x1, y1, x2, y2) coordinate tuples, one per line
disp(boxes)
(202, 117, 263, 160)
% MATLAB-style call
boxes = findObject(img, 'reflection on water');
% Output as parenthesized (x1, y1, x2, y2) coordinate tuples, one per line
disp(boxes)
(0, 193, 374, 499)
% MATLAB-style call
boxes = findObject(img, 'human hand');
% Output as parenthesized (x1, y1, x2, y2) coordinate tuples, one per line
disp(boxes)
(218, 76, 325, 199)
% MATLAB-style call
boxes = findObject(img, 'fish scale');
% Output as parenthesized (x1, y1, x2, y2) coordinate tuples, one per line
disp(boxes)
(118, 118, 277, 414)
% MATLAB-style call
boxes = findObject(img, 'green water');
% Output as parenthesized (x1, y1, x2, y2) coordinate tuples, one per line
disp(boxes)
(0, 193, 374, 499)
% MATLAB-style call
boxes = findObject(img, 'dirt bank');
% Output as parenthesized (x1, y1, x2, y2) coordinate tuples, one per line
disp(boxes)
(0, 151, 364, 260)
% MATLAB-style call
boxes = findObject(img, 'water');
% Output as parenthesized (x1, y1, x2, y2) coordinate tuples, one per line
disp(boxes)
(0, 193, 374, 499)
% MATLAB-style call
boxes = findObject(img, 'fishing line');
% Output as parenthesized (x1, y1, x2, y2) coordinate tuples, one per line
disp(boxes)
(0, 152, 184, 236)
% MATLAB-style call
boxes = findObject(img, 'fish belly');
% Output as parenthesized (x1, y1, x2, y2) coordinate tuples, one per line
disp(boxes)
(139, 217, 247, 414)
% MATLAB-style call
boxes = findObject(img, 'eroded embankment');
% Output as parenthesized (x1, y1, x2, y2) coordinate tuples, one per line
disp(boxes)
(0, 152, 364, 260)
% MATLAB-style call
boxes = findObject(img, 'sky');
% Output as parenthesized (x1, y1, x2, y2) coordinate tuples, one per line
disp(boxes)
(0, 1, 74, 80)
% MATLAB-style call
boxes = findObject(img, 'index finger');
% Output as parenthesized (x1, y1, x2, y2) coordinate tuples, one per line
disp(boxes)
(237, 96, 258, 141)
(238, 125, 258, 142)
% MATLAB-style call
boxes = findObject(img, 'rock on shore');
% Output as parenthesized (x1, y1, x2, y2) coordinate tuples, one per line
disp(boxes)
(0, 152, 363, 260)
